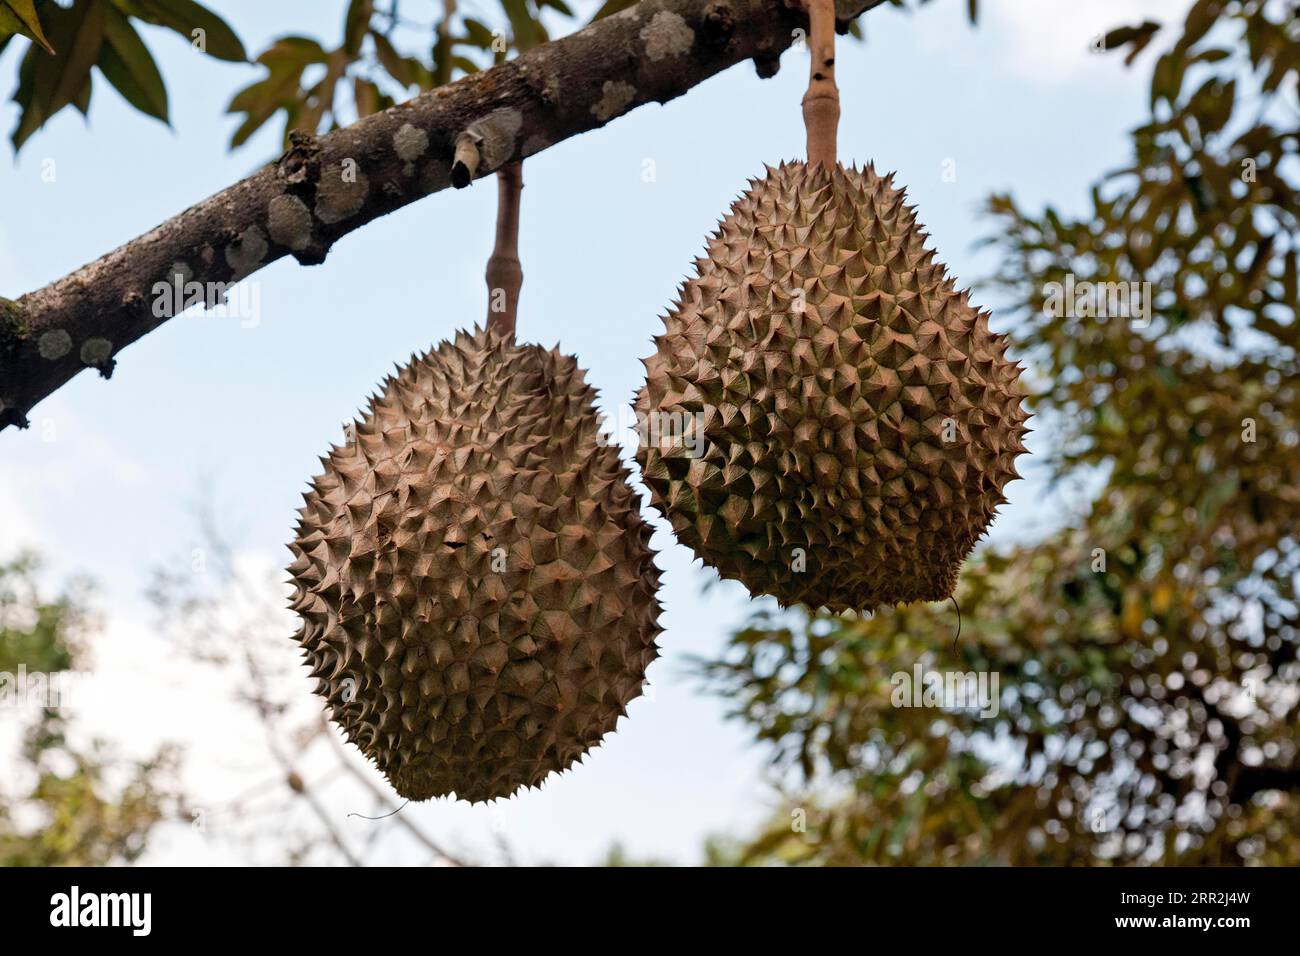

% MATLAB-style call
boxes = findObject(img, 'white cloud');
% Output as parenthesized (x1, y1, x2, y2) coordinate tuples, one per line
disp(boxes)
(0, 471, 41, 552)
(987, 0, 1189, 81)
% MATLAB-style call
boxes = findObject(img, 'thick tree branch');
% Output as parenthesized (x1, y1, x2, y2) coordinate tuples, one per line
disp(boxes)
(0, 0, 885, 432)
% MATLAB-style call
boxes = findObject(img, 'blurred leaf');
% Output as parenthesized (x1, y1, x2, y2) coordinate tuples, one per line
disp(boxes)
(352, 75, 379, 117)
(127, 0, 246, 62)
(371, 29, 414, 87)
(225, 36, 326, 147)
(1181, 0, 1222, 51)
(9, 0, 107, 149)
(462, 17, 495, 49)
(1102, 20, 1161, 65)
(48, 0, 107, 116)
(71, 70, 92, 114)
(451, 54, 480, 76)
(589, 0, 638, 22)
(0, 0, 55, 53)
(1151, 49, 1186, 105)
(100, 1, 168, 122)
(342, 0, 371, 56)
(502, 0, 544, 51)
(1188, 76, 1235, 137)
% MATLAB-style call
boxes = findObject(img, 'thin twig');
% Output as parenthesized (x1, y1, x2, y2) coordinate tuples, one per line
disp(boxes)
(194, 512, 362, 865)
(193, 492, 473, 866)
(244, 645, 364, 866)
(321, 720, 474, 867)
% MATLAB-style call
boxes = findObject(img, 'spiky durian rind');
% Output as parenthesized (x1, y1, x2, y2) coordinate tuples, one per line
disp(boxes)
(289, 326, 662, 803)
(635, 161, 1029, 613)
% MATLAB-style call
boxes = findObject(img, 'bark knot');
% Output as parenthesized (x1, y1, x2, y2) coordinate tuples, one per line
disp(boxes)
(278, 131, 324, 192)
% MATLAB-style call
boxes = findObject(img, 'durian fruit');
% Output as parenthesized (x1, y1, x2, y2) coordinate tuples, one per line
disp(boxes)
(288, 327, 661, 803)
(633, 1, 1028, 614)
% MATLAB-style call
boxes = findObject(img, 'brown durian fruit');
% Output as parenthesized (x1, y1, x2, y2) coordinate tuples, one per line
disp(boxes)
(288, 326, 662, 803)
(634, 1, 1027, 614)
(635, 161, 1029, 613)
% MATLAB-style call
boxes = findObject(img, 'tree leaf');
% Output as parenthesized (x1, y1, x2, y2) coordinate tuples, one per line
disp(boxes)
(1101, 21, 1161, 66)
(1181, 0, 1223, 51)
(224, 37, 329, 147)
(1150, 50, 1185, 107)
(72, 72, 93, 115)
(258, 36, 329, 65)
(9, 42, 43, 149)
(1188, 76, 1235, 137)
(462, 17, 495, 49)
(589, 0, 637, 22)
(451, 54, 480, 76)
(100, 2, 168, 122)
(36, 0, 108, 120)
(1, 0, 55, 53)
(226, 73, 295, 147)
(342, 0, 371, 57)
(371, 30, 413, 87)
(1103, 21, 1161, 51)
(352, 76, 379, 118)
(501, 0, 542, 51)
(131, 0, 246, 62)
(293, 51, 346, 137)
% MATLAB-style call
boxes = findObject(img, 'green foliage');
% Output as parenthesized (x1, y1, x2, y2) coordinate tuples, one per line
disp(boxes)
(706, 0, 1300, 866)
(4, 0, 244, 150)
(0, 553, 179, 866)
(0, 0, 54, 53)
(0, 552, 86, 674)
(0, 734, 179, 866)
(223, 0, 589, 149)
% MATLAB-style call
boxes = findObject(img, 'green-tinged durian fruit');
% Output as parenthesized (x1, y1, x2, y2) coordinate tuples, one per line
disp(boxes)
(289, 326, 662, 803)
(635, 161, 1029, 613)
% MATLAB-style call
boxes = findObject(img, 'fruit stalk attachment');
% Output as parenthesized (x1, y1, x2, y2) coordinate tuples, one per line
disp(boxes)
(802, 0, 840, 168)
(486, 160, 524, 337)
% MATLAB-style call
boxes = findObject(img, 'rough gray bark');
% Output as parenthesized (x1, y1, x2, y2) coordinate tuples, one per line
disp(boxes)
(0, 0, 885, 431)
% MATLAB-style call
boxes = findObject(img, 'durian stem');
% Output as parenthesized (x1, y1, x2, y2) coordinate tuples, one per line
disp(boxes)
(802, 0, 840, 168)
(451, 131, 481, 188)
(485, 160, 524, 337)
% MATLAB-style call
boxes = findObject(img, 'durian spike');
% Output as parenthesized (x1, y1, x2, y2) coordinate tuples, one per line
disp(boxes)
(802, 0, 840, 168)
(485, 160, 523, 337)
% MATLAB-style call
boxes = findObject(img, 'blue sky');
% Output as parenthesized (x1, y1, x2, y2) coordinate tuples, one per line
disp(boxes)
(0, 0, 1186, 864)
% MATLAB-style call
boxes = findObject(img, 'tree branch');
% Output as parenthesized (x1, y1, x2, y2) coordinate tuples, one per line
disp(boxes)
(0, 0, 885, 432)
